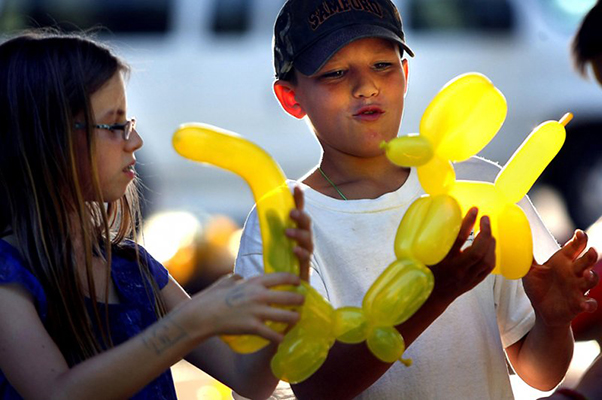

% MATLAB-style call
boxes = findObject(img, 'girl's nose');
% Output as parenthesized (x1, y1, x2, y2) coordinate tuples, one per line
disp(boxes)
(126, 127, 143, 151)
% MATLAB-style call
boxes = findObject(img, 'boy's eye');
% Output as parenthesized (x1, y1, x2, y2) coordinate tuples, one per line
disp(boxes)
(320, 69, 345, 79)
(374, 62, 392, 70)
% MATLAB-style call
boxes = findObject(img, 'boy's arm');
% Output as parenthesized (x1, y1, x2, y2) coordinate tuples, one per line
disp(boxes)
(292, 209, 497, 400)
(506, 230, 599, 391)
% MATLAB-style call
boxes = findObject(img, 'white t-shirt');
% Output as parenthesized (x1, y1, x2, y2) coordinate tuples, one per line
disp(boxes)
(234, 157, 559, 400)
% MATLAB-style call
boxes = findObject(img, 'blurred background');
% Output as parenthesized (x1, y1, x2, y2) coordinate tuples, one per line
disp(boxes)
(2, 0, 601, 398)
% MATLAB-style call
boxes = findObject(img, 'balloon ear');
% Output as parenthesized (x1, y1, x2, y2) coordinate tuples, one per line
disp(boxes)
(274, 81, 306, 119)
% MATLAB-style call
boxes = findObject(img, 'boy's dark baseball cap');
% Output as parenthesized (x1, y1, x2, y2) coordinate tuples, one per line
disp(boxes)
(273, 0, 414, 80)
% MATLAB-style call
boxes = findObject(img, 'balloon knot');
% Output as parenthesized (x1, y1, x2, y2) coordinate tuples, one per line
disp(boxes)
(379, 141, 388, 149)
(399, 357, 413, 367)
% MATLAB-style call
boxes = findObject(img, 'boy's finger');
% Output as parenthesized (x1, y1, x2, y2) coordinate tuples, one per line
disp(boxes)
(580, 297, 598, 314)
(290, 209, 311, 230)
(293, 185, 305, 212)
(287, 228, 313, 251)
(573, 247, 598, 275)
(563, 230, 589, 260)
(463, 216, 496, 271)
(449, 207, 479, 254)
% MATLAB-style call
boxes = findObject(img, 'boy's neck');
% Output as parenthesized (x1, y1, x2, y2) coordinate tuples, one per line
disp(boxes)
(302, 154, 410, 200)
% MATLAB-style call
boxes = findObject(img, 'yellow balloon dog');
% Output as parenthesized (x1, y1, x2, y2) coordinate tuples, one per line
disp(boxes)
(381, 73, 570, 279)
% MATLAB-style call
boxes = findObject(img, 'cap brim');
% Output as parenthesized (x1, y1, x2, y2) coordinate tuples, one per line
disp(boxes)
(294, 24, 414, 77)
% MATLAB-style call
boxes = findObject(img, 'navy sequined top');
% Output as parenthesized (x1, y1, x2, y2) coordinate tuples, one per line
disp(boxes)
(0, 239, 177, 399)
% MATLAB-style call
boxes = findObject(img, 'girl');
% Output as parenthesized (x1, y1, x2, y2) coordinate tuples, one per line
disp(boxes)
(0, 30, 312, 399)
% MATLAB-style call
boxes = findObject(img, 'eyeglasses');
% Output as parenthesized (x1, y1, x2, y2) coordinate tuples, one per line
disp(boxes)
(74, 118, 137, 141)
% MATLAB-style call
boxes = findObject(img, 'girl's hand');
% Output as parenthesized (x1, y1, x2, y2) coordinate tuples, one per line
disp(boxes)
(286, 186, 313, 282)
(184, 272, 304, 343)
(523, 229, 599, 327)
(429, 208, 496, 306)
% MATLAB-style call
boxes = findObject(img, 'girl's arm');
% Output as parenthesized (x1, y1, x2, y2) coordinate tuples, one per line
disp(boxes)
(161, 277, 283, 399)
(178, 186, 315, 399)
(0, 272, 303, 400)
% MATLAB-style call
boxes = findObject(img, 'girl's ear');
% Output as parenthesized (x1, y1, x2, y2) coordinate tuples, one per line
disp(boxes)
(273, 80, 306, 119)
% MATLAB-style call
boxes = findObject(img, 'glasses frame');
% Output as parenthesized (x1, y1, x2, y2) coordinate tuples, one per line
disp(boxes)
(74, 118, 136, 141)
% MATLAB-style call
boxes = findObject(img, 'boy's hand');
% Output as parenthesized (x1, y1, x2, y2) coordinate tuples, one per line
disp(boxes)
(429, 208, 496, 305)
(523, 230, 599, 327)
(286, 186, 313, 282)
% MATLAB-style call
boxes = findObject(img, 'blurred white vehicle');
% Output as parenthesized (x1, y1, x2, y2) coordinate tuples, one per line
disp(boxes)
(2, 0, 601, 230)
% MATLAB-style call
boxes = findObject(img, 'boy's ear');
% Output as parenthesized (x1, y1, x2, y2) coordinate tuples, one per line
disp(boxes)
(273, 80, 306, 119)
(402, 59, 410, 95)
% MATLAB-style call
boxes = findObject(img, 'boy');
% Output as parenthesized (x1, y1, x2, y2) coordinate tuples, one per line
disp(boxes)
(235, 0, 599, 398)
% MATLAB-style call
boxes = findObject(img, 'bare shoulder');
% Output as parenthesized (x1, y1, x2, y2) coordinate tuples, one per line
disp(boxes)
(0, 284, 69, 398)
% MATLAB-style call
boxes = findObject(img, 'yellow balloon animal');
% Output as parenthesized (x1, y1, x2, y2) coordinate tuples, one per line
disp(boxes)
(173, 124, 445, 384)
(381, 73, 571, 279)
(173, 123, 299, 353)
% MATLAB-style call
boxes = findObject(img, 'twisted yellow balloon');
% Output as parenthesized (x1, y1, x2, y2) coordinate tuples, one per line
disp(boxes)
(173, 123, 299, 353)
(381, 73, 570, 279)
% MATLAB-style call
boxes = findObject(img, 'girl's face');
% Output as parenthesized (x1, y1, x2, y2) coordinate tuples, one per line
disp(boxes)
(87, 72, 143, 202)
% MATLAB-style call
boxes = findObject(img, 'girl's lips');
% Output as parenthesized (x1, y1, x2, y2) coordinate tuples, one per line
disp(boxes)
(123, 161, 136, 173)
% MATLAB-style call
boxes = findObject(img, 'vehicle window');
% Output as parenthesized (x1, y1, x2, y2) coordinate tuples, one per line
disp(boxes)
(0, 0, 170, 34)
(210, 0, 251, 35)
(407, 0, 514, 32)
(536, 0, 597, 34)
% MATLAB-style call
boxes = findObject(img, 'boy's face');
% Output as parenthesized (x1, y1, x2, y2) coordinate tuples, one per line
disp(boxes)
(278, 37, 408, 158)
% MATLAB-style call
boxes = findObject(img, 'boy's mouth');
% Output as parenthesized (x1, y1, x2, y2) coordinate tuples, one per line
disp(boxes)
(353, 106, 384, 119)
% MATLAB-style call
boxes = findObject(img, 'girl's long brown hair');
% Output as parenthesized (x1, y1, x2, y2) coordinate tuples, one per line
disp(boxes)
(0, 30, 166, 364)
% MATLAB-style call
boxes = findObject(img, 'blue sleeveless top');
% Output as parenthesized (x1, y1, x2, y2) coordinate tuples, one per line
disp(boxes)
(0, 239, 177, 399)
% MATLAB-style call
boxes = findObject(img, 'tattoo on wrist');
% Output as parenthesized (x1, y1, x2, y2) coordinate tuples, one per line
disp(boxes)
(143, 317, 188, 355)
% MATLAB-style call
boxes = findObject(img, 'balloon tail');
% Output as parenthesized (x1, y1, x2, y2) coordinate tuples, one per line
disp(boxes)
(559, 113, 573, 127)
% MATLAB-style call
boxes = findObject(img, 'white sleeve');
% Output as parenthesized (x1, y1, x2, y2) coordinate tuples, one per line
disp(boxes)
(234, 206, 265, 279)
(517, 195, 560, 264)
(496, 193, 560, 348)
(234, 201, 328, 300)
(495, 276, 535, 348)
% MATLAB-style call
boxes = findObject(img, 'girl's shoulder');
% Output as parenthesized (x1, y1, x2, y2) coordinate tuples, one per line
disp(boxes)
(0, 239, 48, 319)
(111, 240, 170, 291)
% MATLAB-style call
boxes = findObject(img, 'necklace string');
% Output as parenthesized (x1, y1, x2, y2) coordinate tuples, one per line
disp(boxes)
(318, 167, 348, 201)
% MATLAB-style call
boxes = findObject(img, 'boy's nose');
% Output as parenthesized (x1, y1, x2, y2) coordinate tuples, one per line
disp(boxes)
(352, 73, 379, 98)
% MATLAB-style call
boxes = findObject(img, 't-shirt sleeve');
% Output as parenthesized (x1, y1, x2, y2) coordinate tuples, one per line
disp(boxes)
(235, 200, 328, 300)
(495, 276, 535, 348)
(235, 206, 266, 278)
(137, 245, 170, 290)
(0, 242, 48, 320)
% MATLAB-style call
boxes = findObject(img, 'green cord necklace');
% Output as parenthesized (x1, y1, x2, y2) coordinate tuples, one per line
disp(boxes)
(318, 167, 348, 201)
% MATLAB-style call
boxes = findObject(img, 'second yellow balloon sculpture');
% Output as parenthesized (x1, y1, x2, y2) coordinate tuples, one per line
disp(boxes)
(381, 72, 570, 279)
